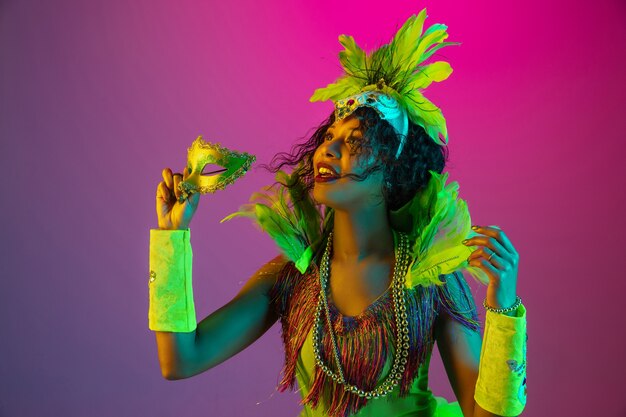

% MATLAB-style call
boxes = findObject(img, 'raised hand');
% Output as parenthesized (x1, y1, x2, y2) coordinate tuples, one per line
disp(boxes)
(463, 225, 519, 310)
(156, 167, 201, 230)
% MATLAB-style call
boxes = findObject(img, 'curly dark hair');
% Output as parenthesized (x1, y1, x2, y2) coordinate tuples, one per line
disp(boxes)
(261, 106, 449, 211)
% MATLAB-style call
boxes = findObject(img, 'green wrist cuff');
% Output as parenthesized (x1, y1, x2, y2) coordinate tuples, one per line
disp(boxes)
(148, 228, 197, 332)
(475, 303, 527, 416)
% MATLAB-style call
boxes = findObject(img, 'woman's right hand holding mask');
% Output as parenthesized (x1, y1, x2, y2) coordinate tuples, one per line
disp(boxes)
(156, 167, 201, 230)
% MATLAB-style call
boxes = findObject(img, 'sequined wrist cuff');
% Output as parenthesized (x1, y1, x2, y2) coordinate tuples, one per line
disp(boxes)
(148, 228, 197, 332)
(475, 303, 527, 416)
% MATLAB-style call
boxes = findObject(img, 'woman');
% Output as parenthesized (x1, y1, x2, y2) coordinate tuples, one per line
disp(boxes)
(149, 9, 527, 417)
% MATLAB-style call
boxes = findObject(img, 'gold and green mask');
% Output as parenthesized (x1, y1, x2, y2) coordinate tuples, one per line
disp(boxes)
(177, 135, 256, 202)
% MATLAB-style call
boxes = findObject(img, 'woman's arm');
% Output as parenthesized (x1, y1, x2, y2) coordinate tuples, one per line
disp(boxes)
(154, 254, 287, 380)
(434, 284, 523, 417)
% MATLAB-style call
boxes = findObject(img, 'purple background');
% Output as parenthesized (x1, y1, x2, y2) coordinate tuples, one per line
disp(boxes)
(2, 1, 625, 416)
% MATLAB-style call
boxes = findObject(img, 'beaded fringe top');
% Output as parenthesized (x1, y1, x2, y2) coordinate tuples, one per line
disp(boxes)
(270, 259, 480, 417)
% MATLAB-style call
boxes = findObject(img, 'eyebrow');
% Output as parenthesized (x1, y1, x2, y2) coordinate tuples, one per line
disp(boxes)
(326, 127, 362, 136)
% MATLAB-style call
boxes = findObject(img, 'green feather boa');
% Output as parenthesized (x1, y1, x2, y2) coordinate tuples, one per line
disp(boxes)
(221, 170, 489, 287)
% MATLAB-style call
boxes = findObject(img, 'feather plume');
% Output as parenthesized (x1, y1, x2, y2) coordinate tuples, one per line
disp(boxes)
(403, 89, 448, 145)
(337, 35, 367, 78)
(390, 10, 428, 74)
(220, 169, 323, 273)
(310, 75, 359, 103)
(403, 61, 453, 91)
(390, 170, 490, 287)
(310, 7, 459, 146)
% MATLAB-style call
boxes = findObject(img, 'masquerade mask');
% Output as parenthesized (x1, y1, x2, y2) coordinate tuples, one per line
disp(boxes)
(334, 89, 409, 159)
(177, 135, 256, 202)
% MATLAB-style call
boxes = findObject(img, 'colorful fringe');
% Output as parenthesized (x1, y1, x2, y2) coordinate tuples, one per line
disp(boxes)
(270, 260, 480, 417)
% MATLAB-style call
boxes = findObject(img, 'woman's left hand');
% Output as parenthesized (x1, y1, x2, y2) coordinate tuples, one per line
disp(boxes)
(463, 225, 519, 310)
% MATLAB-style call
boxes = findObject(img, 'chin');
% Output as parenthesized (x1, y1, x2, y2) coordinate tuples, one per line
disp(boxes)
(313, 178, 385, 211)
(313, 184, 360, 211)
(312, 184, 331, 206)
(313, 183, 342, 208)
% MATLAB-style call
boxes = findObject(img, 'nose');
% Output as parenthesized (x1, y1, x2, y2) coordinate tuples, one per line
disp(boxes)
(319, 137, 342, 159)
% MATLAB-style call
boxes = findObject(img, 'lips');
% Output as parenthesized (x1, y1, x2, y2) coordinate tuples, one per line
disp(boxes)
(316, 162, 340, 178)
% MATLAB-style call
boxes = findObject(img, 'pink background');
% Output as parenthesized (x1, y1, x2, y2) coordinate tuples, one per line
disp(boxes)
(2, 1, 625, 416)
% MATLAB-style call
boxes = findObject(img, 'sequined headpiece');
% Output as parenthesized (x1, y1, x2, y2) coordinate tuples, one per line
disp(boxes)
(310, 8, 459, 157)
(334, 89, 409, 158)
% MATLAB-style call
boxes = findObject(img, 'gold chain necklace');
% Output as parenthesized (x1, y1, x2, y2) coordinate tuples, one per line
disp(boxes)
(312, 230, 411, 399)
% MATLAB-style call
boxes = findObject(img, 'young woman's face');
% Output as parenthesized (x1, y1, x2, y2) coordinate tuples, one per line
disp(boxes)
(312, 115, 385, 210)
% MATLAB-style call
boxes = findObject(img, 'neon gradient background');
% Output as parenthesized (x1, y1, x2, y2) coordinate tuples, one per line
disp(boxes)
(1, 1, 625, 416)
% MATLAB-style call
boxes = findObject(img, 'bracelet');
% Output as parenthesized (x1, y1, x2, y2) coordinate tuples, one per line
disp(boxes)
(483, 296, 521, 314)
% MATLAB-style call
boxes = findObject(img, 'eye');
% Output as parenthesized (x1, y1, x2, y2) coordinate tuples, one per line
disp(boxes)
(346, 135, 363, 149)
(321, 131, 362, 153)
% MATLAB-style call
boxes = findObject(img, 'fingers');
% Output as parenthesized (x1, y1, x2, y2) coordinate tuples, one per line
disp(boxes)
(173, 173, 183, 200)
(467, 246, 505, 269)
(468, 256, 499, 281)
(464, 235, 511, 268)
(161, 167, 185, 202)
(465, 235, 507, 255)
(464, 224, 510, 269)
(156, 181, 174, 206)
(162, 168, 173, 189)
(471, 225, 517, 257)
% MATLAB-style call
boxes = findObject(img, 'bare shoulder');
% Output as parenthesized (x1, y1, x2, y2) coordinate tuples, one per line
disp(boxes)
(235, 253, 290, 297)
(255, 253, 290, 277)
(251, 253, 290, 284)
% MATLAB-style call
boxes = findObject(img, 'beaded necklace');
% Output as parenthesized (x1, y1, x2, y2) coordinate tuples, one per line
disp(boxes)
(312, 230, 411, 399)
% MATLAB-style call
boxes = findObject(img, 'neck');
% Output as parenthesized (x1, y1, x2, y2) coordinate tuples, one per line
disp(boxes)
(331, 204, 394, 263)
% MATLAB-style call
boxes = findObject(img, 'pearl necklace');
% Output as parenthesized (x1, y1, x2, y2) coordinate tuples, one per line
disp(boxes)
(312, 230, 411, 399)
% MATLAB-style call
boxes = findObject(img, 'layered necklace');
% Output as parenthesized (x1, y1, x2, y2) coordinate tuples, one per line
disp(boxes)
(312, 230, 411, 399)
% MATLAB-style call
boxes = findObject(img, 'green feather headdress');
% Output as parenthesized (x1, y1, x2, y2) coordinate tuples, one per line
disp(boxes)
(310, 8, 459, 146)
(222, 10, 489, 287)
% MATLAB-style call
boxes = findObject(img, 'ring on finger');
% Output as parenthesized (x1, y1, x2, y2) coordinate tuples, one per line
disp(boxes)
(487, 250, 496, 262)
